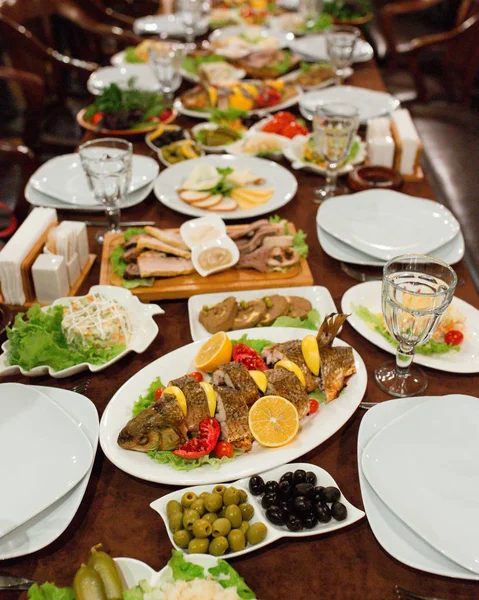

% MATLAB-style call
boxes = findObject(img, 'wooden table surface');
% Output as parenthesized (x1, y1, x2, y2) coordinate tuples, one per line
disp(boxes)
(3, 55, 479, 600)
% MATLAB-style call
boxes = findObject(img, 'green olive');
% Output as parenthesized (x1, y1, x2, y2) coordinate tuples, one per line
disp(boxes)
(169, 512, 184, 534)
(204, 492, 223, 513)
(181, 491, 198, 509)
(200, 491, 210, 500)
(188, 538, 209, 554)
(225, 505, 242, 529)
(209, 536, 228, 557)
(73, 564, 107, 600)
(247, 522, 267, 545)
(203, 512, 218, 525)
(217, 506, 227, 519)
(190, 498, 206, 517)
(239, 503, 254, 521)
(239, 521, 250, 535)
(223, 487, 240, 506)
(173, 530, 191, 549)
(192, 518, 213, 539)
(212, 517, 231, 538)
(87, 545, 123, 600)
(238, 489, 248, 504)
(213, 485, 226, 496)
(227, 529, 246, 552)
(183, 508, 200, 531)
(166, 500, 183, 519)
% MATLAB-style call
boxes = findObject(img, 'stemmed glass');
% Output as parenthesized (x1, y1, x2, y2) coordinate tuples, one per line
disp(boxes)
(79, 138, 133, 244)
(325, 25, 360, 85)
(148, 44, 185, 104)
(312, 102, 359, 202)
(299, 0, 324, 29)
(178, 0, 202, 43)
(375, 254, 457, 397)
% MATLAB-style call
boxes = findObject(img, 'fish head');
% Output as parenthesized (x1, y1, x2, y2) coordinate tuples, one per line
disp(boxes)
(117, 423, 161, 452)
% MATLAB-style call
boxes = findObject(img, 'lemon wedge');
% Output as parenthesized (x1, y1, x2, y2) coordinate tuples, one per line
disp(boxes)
(195, 331, 233, 372)
(301, 335, 320, 376)
(249, 370, 268, 393)
(162, 385, 187, 415)
(199, 381, 217, 417)
(275, 360, 306, 387)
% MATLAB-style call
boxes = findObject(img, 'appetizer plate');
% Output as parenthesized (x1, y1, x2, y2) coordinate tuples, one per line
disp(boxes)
(362, 395, 479, 575)
(77, 107, 177, 136)
(299, 86, 400, 124)
(341, 280, 479, 374)
(358, 397, 479, 580)
(289, 35, 374, 63)
(225, 132, 288, 158)
(133, 14, 208, 37)
(0, 285, 164, 378)
(153, 154, 298, 220)
(180, 62, 246, 85)
(151, 462, 364, 559)
(0, 385, 98, 560)
(87, 65, 161, 95)
(191, 122, 242, 153)
(282, 66, 353, 90)
(99, 326, 367, 485)
(209, 25, 292, 52)
(188, 285, 337, 341)
(0, 383, 93, 538)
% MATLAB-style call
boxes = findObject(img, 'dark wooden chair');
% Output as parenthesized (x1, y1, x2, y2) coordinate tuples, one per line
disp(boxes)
(99, 0, 163, 20)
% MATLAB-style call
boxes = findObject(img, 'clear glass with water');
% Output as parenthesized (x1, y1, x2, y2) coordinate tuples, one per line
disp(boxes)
(325, 25, 360, 85)
(178, 0, 202, 42)
(148, 44, 184, 103)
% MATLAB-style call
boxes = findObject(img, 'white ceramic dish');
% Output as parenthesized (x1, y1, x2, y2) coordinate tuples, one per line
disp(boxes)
(225, 132, 287, 158)
(209, 25, 292, 52)
(188, 284, 337, 341)
(145, 126, 191, 155)
(99, 326, 367, 485)
(0, 383, 93, 538)
(180, 215, 227, 249)
(87, 65, 161, 95)
(111, 50, 127, 66)
(153, 154, 298, 220)
(158, 142, 205, 168)
(192, 235, 240, 277)
(151, 462, 364, 559)
(191, 122, 242, 153)
(358, 396, 479, 580)
(0, 385, 98, 559)
(362, 395, 479, 575)
(282, 66, 353, 90)
(289, 35, 374, 63)
(317, 190, 460, 261)
(29, 154, 159, 207)
(341, 280, 479, 374)
(299, 86, 400, 124)
(133, 14, 208, 37)
(0, 285, 163, 378)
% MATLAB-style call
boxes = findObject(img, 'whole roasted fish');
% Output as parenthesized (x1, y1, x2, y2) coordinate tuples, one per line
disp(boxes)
(213, 384, 252, 452)
(319, 346, 356, 403)
(317, 313, 349, 348)
(265, 367, 309, 418)
(262, 339, 319, 392)
(169, 374, 210, 434)
(212, 362, 260, 406)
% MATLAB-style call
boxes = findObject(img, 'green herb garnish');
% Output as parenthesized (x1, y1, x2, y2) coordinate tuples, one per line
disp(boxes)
(124, 46, 146, 63)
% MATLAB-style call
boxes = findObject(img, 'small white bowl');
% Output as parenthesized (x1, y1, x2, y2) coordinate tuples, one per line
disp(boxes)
(158, 140, 205, 168)
(192, 122, 243, 154)
(192, 235, 239, 277)
(180, 215, 227, 249)
(144, 125, 190, 155)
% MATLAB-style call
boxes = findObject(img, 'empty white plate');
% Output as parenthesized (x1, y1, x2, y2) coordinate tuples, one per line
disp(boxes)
(0, 383, 93, 538)
(133, 14, 208, 37)
(289, 35, 374, 63)
(87, 65, 160, 95)
(317, 189, 460, 260)
(362, 395, 479, 575)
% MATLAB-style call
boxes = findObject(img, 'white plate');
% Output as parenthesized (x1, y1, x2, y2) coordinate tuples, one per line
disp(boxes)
(188, 285, 337, 341)
(289, 34, 374, 63)
(29, 154, 159, 207)
(209, 25, 292, 51)
(87, 65, 161, 95)
(282, 66, 353, 90)
(153, 154, 298, 220)
(226, 132, 288, 158)
(99, 326, 367, 485)
(0, 384, 93, 538)
(111, 50, 127, 66)
(180, 62, 246, 85)
(283, 134, 365, 175)
(299, 86, 400, 123)
(0, 285, 163, 378)
(358, 396, 479, 580)
(317, 190, 460, 260)
(133, 14, 208, 37)
(151, 462, 364, 559)
(0, 385, 99, 559)
(341, 280, 479, 374)
(362, 395, 479, 575)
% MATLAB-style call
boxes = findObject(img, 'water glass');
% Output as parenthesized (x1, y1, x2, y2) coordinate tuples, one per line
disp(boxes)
(148, 43, 185, 103)
(299, 0, 324, 27)
(79, 138, 133, 244)
(313, 102, 359, 201)
(325, 25, 360, 85)
(178, 0, 202, 42)
(375, 254, 457, 397)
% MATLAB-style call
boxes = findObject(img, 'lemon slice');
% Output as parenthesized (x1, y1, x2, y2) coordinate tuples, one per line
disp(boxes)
(162, 385, 187, 415)
(274, 359, 306, 387)
(195, 331, 233, 372)
(248, 395, 299, 448)
(301, 335, 320, 376)
(199, 381, 217, 417)
(249, 370, 267, 393)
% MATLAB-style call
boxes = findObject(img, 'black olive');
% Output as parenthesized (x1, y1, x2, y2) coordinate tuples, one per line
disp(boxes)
(293, 469, 307, 485)
(294, 483, 314, 498)
(293, 496, 312, 516)
(305, 471, 317, 486)
(315, 502, 332, 523)
(280, 471, 294, 485)
(265, 505, 288, 526)
(302, 514, 318, 529)
(322, 486, 341, 503)
(311, 486, 325, 504)
(279, 501, 291, 514)
(277, 481, 292, 501)
(264, 480, 279, 494)
(286, 515, 303, 532)
(261, 492, 277, 509)
(331, 501, 347, 521)
(249, 475, 265, 496)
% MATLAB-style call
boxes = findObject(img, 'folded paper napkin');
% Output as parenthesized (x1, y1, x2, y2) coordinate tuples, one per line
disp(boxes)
(45, 221, 89, 269)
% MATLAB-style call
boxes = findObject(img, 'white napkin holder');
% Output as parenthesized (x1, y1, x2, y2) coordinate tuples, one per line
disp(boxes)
(32, 254, 70, 304)
(366, 117, 395, 168)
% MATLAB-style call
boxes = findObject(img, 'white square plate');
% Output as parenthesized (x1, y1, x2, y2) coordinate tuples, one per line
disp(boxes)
(289, 35, 374, 63)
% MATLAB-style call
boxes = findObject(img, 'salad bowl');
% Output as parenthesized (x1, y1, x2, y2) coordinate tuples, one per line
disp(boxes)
(77, 108, 177, 137)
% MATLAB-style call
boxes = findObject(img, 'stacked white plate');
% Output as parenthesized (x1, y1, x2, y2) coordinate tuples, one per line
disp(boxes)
(289, 35, 374, 63)
(0, 383, 99, 559)
(358, 395, 479, 579)
(26, 154, 159, 211)
(88, 65, 162, 95)
(316, 189, 465, 266)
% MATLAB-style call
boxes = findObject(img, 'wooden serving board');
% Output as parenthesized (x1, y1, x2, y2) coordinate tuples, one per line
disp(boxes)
(99, 224, 314, 301)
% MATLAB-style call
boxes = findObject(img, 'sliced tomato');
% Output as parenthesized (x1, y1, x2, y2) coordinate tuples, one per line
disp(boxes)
(173, 417, 221, 460)
(214, 441, 234, 459)
(281, 121, 309, 138)
(273, 111, 296, 123)
(189, 371, 204, 382)
(262, 118, 283, 134)
(309, 399, 319, 414)
(444, 330, 464, 345)
(232, 343, 268, 371)
(154, 387, 164, 401)
(91, 112, 104, 126)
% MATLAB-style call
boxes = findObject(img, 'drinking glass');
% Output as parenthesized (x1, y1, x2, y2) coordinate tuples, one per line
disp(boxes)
(148, 43, 185, 103)
(312, 102, 359, 201)
(79, 138, 133, 244)
(178, 0, 202, 43)
(325, 25, 360, 85)
(299, 0, 324, 28)
(375, 254, 457, 397)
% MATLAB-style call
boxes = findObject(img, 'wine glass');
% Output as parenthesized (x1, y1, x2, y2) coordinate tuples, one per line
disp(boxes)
(325, 25, 360, 85)
(299, 0, 324, 29)
(178, 0, 202, 43)
(148, 43, 185, 104)
(312, 102, 359, 202)
(78, 138, 133, 244)
(375, 254, 457, 397)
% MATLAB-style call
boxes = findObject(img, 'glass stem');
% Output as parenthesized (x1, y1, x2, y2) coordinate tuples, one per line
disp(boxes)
(326, 167, 337, 192)
(335, 70, 343, 86)
(395, 343, 415, 377)
(186, 27, 194, 43)
(106, 205, 121, 233)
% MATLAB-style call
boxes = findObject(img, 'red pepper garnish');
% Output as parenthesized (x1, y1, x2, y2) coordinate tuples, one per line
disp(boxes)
(232, 343, 268, 371)
(173, 417, 221, 460)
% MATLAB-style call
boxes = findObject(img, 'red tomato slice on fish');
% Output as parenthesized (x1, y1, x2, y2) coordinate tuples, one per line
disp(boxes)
(173, 417, 221, 459)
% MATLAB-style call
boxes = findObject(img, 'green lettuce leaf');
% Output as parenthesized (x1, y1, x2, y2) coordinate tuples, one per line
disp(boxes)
(132, 376, 165, 416)
(308, 388, 326, 403)
(208, 560, 256, 599)
(292, 229, 309, 258)
(231, 334, 273, 355)
(110, 229, 154, 289)
(28, 583, 74, 600)
(124, 47, 146, 63)
(272, 309, 321, 330)
(168, 550, 205, 581)
(147, 450, 239, 471)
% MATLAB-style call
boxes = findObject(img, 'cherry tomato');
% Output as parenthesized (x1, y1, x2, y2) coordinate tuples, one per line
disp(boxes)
(189, 371, 204, 382)
(159, 108, 173, 122)
(214, 441, 234, 459)
(281, 121, 309, 138)
(256, 88, 282, 108)
(262, 118, 283, 134)
(309, 399, 319, 414)
(232, 343, 268, 371)
(154, 387, 164, 401)
(273, 111, 296, 123)
(444, 330, 464, 346)
(173, 418, 221, 460)
(91, 112, 104, 126)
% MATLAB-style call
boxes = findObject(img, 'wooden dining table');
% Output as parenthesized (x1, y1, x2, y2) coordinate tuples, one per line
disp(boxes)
(2, 48, 479, 600)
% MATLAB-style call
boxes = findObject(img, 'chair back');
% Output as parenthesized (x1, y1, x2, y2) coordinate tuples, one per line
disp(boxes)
(443, 12, 479, 104)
